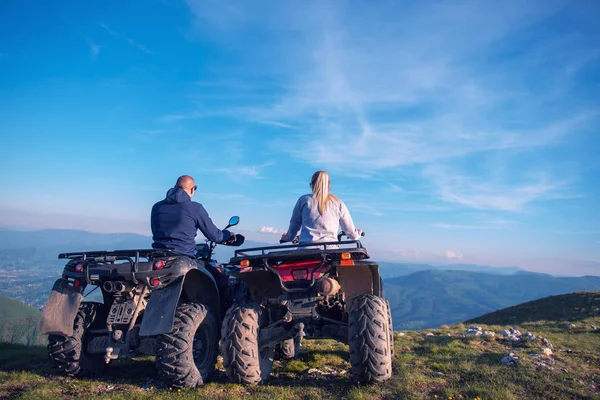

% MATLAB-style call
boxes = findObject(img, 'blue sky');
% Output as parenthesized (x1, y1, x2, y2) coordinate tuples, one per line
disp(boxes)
(0, 0, 599, 275)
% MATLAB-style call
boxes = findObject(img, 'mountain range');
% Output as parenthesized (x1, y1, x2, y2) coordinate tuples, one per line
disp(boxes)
(1, 229, 600, 331)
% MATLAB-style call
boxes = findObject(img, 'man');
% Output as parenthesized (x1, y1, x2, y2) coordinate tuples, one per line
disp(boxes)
(151, 175, 236, 256)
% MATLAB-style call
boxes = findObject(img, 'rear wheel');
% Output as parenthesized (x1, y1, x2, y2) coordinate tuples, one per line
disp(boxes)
(221, 303, 275, 385)
(47, 302, 107, 377)
(156, 302, 219, 388)
(348, 294, 392, 384)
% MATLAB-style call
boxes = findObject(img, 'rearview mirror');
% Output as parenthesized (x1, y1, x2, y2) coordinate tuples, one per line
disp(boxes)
(227, 216, 240, 227)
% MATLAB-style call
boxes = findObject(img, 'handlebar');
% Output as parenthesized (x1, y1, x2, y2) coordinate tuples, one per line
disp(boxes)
(279, 236, 299, 244)
(337, 230, 365, 242)
(279, 231, 364, 244)
(222, 234, 245, 246)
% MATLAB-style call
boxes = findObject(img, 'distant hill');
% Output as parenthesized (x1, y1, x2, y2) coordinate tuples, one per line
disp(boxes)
(0, 294, 43, 346)
(385, 270, 600, 329)
(467, 291, 600, 325)
(377, 261, 523, 279)
(0, 228, 270, 265)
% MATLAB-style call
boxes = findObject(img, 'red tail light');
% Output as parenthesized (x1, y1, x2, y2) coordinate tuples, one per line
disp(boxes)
(153, 260, 166, 270)
(151, 277, 160, 286)
(291, 269, 309, 280)
(75, 263, 83, 273)
(73, 279, 81, 288)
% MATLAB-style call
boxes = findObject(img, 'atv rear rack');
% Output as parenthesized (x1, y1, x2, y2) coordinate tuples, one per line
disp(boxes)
(231, 240, 369, 265)
(58, 249, 182, 261)
(58, 249, 186, 285)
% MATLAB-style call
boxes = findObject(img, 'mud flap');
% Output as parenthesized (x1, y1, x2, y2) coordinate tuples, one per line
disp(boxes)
(39, 279, 83, 337)
(139, 276, 184, 337)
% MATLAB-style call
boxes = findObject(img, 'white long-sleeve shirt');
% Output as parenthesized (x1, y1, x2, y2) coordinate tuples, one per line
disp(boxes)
(284, 194, 361, 243)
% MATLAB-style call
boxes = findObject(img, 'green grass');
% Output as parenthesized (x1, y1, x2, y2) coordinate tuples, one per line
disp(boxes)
(1, 292, 599, 399)
(1, 318, 599, 400)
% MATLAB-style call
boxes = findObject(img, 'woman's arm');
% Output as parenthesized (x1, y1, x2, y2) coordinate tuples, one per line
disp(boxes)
(339, 200, 362, 240)
(283, 196, 303, 241)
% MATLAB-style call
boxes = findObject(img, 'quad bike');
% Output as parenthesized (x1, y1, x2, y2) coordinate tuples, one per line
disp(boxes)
(220, 232, 393, 385)
(38, 216, 244, 388)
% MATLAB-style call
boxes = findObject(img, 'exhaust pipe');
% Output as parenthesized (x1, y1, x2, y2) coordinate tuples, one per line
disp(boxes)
(113, 281, 133, 292)
(103, 281, 115, 292)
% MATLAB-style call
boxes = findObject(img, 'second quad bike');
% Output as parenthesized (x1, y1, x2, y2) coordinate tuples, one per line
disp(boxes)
(39, 216, 244, 388)
(220, 232, 393, 385)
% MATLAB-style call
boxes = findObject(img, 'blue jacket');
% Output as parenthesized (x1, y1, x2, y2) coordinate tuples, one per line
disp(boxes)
(151, 187, 232, 256)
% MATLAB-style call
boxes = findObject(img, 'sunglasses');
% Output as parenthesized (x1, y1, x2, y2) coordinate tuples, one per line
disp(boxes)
(192, 185, 197, 191)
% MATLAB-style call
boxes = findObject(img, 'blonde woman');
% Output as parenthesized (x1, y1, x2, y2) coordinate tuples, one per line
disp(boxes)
(281, 171, 362, 244)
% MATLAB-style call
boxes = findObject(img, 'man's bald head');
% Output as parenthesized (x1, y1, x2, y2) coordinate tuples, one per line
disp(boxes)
(175, 175, 197, 198)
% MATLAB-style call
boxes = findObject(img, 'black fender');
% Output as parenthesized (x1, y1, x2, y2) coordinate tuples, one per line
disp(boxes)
(139, 260, 220, 336)
(336, 261, 382, 301)
(39, 279, 84, 337)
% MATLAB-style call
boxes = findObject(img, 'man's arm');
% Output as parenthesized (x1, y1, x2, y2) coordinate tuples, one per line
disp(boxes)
(193, 203, 231, 243)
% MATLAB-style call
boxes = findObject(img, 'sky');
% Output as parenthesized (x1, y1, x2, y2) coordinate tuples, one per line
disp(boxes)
(0, 0, 599, 275)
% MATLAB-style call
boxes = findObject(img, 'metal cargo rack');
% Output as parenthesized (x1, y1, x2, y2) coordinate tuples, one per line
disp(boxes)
(230, 240, 369, 265)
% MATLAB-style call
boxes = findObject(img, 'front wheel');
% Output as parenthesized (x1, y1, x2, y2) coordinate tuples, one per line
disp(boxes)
(221, 303, 275, 385)
(348, 294, 392, 384)
(156, 302, 219, 388)
(47, 302, 107, 377)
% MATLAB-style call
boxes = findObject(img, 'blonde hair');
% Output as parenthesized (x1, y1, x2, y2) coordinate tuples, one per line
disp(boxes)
(310, 171, 338, 215)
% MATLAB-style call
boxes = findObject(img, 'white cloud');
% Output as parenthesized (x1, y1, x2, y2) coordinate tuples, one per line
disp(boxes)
(387, 248, 464, 263)
(259, 226, 284, 234)
(439, 250, 464, 260)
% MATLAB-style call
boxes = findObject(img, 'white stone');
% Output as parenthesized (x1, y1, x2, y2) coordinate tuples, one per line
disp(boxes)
(542, 347, 553, 356)
(501, 352, 521, 366)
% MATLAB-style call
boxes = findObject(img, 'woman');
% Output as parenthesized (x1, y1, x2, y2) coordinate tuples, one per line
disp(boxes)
(281, 171, 362, 244)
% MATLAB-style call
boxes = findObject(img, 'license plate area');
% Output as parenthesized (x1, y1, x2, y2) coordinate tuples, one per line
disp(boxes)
(107, 298, 137, 324)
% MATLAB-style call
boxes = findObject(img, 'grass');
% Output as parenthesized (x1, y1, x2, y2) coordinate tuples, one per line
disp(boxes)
(1, 317, 599, 400)
(1, 291, 599, 399)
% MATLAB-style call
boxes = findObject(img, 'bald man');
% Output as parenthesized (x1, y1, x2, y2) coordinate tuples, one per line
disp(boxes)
(151, 175, 235, 255)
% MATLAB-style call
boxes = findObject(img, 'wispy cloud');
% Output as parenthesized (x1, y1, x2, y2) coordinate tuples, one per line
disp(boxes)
(127, 38, 155, 55)
(88, 40, 102, 59)
(99, 23, 154, 55)
(206, 162, 275, 180)
(181, 0, 599, 211)
(101, 23, 118, 37)
(425, 165, 580, 211)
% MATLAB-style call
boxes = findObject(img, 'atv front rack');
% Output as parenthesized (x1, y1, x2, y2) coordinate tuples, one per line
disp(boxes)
(230, 240, 369, 265)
